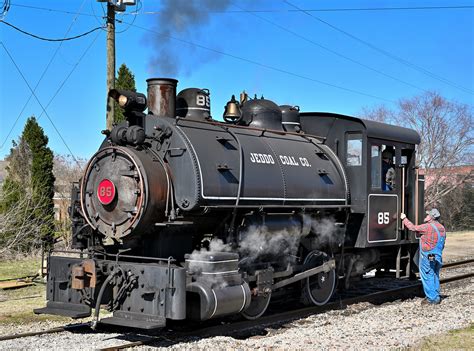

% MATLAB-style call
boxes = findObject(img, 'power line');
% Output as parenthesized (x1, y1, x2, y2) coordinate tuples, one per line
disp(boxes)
(291, 5, 474, 12)
(1, 42, 81, 166)
(0, 20, 104, 42)
(1, 0, 91, 151)
(126, 21, 395, 104)
(114, 0, 142, 34)
(283, 0, 474, 96)
(127, 5, 474, 15)
(232, 3, 428, 93)
(10, 2, 474, 17)
(10, 3, 95, 17)
(37, 32, 102, 123)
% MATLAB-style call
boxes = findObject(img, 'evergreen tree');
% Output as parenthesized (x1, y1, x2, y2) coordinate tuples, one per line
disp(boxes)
(0, 117, 55, 252)
(22, 117, 55, 248)
(114, 63, 137, 124)
(0, 138, 31, 212)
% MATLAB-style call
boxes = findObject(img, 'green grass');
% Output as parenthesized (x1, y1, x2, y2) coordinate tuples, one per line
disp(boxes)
(0, 257, 42, 280)
(412, 324, 474, 350)
(0, 257, 111, 326)
(0, 257, 68, 325)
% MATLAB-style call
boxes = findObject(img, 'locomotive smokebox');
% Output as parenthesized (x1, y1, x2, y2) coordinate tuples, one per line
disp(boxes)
(146, 78, 178, 117)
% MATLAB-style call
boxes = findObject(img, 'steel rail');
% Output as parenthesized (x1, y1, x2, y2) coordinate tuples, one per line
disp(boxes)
(97, 268, 474, 351)
(443, 258, 474, 268)
(1, 260, 471, 346)
(0, 323, 90, 342)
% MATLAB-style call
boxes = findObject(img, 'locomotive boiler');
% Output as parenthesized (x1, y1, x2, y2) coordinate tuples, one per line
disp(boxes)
(35, 78, 423, 329)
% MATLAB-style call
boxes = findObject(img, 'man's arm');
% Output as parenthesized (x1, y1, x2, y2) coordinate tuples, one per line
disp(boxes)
(401, 217, 428, 234)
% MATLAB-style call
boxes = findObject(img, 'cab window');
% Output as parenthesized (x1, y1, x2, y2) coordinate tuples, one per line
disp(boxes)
(346, 134, 362, 166)
(371, 144, 396, 191)
(371, 145, 381, 188)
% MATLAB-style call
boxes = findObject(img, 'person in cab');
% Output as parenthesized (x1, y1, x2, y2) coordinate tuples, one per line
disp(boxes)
(382, 149, 395, 191)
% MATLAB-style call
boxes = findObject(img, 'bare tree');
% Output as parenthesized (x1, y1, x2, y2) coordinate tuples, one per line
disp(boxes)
(53, 154, 86, 247)
(360, 91, 474, 207)
(0, 187, 49, 257)
(358, 104, 393, 123)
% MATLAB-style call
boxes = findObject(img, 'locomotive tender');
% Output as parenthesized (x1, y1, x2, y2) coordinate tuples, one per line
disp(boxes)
(35, 78, 424, 329)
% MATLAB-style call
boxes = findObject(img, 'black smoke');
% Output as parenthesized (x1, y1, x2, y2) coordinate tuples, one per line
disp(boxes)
(145, 0, 232, 77)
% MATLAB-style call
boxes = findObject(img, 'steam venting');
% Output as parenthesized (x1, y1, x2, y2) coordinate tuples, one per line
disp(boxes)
(146, 0, 232, 76)
(187, 216, 341, 286)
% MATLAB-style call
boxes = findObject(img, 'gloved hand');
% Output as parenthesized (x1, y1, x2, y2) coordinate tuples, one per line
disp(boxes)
(400, 213, 407, 220)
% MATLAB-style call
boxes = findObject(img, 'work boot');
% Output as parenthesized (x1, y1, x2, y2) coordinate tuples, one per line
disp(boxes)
(421, 298, 440, 305)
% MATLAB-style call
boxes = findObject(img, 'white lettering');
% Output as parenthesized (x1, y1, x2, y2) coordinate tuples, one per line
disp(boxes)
(377, 212, 390, 225)
(299, 157, 311, 167)
(289, 156, 299, 166)
(249, 153, 275, 165)
(196, 95, 210, 107)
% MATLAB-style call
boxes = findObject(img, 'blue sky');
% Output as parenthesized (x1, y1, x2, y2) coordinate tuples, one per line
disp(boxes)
(1, 0, 473, 160)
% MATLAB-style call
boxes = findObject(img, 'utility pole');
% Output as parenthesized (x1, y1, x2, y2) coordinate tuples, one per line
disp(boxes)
(99, 0, 136, 130)
(106, 1, 115, 131)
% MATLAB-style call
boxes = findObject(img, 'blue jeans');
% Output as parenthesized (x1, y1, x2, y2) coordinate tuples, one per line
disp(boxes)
(419, 253, 442, 303)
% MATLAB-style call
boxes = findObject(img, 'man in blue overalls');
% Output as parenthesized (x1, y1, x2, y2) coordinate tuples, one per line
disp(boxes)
(400, 209, 446, 304)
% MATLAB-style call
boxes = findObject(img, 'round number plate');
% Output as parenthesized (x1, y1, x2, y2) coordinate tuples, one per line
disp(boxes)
(97, 178, 116, 205)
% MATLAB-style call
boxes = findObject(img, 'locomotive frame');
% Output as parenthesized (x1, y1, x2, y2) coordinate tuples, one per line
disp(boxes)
(35, 78, 423, 329)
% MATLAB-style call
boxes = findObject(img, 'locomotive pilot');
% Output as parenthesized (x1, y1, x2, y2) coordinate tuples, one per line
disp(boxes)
(400, 209, 446, 304)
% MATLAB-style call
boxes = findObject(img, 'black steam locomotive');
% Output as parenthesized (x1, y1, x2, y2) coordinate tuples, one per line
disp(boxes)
(35, 78, 424, 329)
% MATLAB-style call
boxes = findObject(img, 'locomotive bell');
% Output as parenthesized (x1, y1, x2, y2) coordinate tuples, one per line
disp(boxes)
(223, 95, 241, 121)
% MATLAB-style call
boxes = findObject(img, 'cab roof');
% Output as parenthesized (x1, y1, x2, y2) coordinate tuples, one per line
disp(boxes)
(301, 112, 421, 145)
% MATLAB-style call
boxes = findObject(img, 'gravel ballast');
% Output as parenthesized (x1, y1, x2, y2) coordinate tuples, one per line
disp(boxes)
(0, 278, 472, 350)
(154, 279, 473, 350)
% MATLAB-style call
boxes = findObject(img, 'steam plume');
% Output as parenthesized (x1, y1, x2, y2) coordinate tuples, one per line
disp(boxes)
(145, 0, 232, 76)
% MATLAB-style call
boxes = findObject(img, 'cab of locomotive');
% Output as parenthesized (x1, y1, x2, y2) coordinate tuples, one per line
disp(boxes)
(299, 113, 422, 277)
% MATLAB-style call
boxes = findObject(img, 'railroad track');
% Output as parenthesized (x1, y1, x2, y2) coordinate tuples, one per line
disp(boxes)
(0, 258, 472, 348)
(443, 258, 474, 268)
(0, 323, 90, 342)
(100, 259, 474, 350)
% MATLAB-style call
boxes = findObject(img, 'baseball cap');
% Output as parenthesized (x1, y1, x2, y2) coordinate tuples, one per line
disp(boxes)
(426, 208, 440, 219)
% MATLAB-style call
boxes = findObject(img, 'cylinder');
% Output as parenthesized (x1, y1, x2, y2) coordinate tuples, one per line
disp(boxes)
(186, 281, 251, 320)
(146, 78, 178, 117)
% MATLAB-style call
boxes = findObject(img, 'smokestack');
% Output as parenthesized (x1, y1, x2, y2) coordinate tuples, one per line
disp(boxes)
(146, 78, 178, 117)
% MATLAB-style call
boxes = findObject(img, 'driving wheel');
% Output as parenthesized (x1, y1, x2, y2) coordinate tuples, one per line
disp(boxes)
(241, 291, 271, 320)
(301, 251, 336, 306)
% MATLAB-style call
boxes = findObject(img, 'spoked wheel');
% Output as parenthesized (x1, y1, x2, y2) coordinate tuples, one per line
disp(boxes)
(241, 291, 272, 320)
(301, 251, 336, 306)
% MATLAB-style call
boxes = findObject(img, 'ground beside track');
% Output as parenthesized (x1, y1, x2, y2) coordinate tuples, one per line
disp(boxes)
(0, 231, 472, 349)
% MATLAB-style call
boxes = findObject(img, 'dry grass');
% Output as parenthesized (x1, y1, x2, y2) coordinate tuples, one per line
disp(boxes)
(0, 257, 69, 325)
(412, 324, 474, 350)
